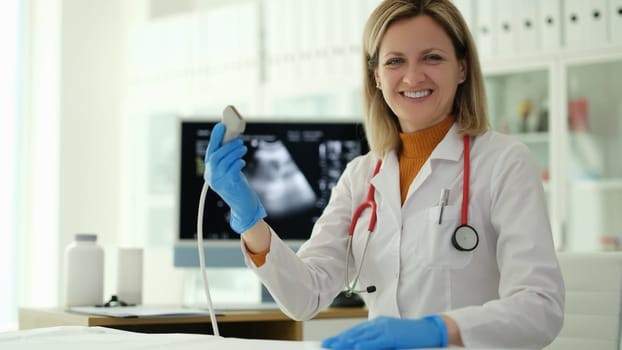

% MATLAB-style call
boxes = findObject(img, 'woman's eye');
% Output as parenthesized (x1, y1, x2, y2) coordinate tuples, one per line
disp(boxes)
(385, 57, 403, 66)
(425, 55, 443, 62)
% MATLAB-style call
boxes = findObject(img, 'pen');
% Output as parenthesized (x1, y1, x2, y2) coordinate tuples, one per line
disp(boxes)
(438, 189, 450, 225)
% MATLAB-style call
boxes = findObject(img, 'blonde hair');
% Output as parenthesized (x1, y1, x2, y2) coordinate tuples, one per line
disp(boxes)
(362, 0, 489, 157)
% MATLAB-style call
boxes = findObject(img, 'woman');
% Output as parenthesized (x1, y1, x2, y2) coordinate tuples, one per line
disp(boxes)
(204, 0, 564, 348)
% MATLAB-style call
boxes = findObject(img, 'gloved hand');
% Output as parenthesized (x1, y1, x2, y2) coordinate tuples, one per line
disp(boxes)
(322, 315, 448, 350)
(204, 122, 267, 234)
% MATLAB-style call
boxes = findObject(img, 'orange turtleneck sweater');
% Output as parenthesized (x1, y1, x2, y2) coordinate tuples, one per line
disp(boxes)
(246, 116, 455, 267)
(398, 116, 454, 204)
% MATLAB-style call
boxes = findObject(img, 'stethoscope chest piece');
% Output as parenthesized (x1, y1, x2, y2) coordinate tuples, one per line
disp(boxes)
(452, 224, 479, 251)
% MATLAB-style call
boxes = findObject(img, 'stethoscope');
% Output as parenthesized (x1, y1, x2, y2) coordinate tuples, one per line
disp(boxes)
(344, 135, 479, 296)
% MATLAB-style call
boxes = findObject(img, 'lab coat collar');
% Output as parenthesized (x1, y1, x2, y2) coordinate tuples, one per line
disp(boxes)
(428, 122, 463, 162)
(369, 151, 401, 223)
(402, 122, 464, 204)
(403, 122, 463, 202)
(367, 122, 463, 216)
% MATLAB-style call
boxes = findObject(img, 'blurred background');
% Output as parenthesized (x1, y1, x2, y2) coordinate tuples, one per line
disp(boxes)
(1, 0, 622, 332)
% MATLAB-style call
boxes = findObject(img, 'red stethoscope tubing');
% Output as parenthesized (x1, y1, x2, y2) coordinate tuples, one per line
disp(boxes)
(349, 135, 471, 236)
(347, 159, 382, 236)
(461, 135, 470, 226)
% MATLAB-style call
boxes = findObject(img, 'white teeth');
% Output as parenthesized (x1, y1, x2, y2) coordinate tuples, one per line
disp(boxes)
(403, 90, 432, 99)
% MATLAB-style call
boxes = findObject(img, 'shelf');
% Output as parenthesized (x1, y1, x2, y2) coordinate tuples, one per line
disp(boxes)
(481, 45, 622, 75)
(482, 55, 554, 75)
(559, 46, 622, 66)
(573, 179, 622, 191)
(515, 132, 549, 144)
(494, 132, 549, 144)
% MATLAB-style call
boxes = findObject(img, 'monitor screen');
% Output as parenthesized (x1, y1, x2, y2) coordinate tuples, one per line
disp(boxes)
(179, 120, 369, 241)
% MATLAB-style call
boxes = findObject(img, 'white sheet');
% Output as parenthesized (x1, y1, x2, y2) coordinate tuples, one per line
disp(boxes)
(0, 326, 323, 350)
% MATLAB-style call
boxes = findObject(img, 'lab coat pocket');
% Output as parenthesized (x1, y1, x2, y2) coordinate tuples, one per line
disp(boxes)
(419, 205, 473, 269)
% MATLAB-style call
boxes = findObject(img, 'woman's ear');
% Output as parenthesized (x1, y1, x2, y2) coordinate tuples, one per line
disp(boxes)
(374, 70, 381, 89)
(458, 60, 467, 84)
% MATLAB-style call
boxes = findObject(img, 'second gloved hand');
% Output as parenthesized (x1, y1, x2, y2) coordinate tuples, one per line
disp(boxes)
(204, 122, 267, 234)
(321, 315, 448, 349)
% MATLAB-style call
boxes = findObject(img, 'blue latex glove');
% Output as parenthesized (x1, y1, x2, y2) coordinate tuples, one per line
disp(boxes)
(322, 315, 448, 350)
(204, 122, 267, 234)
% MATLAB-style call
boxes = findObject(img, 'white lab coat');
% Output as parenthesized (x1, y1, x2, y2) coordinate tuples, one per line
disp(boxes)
(242, 123, 564, 348)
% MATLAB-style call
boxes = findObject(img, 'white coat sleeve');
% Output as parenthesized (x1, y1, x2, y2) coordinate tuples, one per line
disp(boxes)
(444, 143, 565, 348)
(241, 159, 357, 321)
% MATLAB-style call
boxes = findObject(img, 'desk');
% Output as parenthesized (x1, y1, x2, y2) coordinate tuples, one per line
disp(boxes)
(19, 307, 368, 341)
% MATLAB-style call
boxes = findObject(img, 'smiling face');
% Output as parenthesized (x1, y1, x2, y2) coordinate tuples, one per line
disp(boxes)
(375, 15, 465, 133)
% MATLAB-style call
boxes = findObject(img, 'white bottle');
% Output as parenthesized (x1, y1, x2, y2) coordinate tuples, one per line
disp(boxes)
(64, 233, 104, 307)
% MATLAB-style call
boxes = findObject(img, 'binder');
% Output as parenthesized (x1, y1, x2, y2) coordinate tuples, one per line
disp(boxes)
(299, 0, 314, 80)
(584, 0, 609, 48)
(316, 0, 331, 79)
(349, 0, 366, 49)
(565, 0, 608, 49)
(329, 0, 346, 77)
(495, 0, 516, 56)
(308, 0, 322, 80)
(563, 0, 585, 48)
(234, 3, 257, 85)
(282, 0, 298, 81)
(539, 0, 562, 52)
(345, 0, 363, 78)
(517, 0, 540, 53)
(207, 9, 226, 80)
(611, 0, 622, 44)
(475, 0, 496, 58)
(263, 0, 279, 82)
(340, 0, 354, 55)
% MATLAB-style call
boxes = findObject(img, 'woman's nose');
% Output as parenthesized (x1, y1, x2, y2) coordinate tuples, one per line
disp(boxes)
(402, 63, 426, 86)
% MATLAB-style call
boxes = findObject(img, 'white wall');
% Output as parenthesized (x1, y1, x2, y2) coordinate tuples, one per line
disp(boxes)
(58, 0, 127, 302)
(57, 0, 187, 305)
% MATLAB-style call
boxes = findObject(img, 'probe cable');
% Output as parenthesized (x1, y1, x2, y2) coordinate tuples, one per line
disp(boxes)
(196, 182, 220, 336)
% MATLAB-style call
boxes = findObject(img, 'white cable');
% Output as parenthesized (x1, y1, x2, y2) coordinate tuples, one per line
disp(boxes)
(197, 182, 220, 337)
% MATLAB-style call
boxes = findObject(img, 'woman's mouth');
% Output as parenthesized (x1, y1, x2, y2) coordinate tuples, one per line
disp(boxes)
(401, 89, 433, 101)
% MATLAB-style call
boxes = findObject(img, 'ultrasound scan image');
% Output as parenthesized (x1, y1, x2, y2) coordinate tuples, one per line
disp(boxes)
(247, 140, 316, 217)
